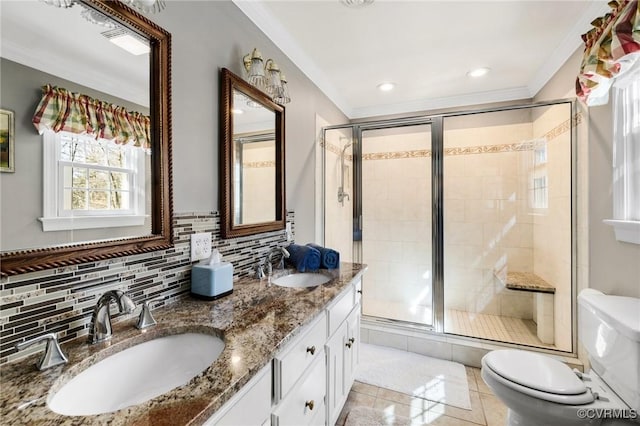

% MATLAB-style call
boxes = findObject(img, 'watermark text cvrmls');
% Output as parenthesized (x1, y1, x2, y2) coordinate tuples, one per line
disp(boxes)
(576, 408, 637, 420)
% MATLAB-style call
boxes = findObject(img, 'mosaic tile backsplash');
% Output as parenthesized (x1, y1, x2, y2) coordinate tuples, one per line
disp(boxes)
(0, 211, 295, 364)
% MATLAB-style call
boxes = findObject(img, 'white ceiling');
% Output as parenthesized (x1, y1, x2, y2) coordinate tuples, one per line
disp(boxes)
(1, 0, 149, 108)
(234, 0, 610, 119)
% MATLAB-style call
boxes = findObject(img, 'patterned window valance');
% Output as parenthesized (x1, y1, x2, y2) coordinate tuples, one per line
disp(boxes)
(32, 84, 151, 149)
(576, 0, 640, 106)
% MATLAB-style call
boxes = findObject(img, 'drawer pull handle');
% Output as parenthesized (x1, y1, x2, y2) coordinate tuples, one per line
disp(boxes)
(348, 337, 355, 344)
(346, 337, 355, 348)
(357, 290, 362, 294)
(306, 345, 316, 355)
(305, 400, 315, 411)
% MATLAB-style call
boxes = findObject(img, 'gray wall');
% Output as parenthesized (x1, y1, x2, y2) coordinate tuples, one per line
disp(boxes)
(149, 1, 348, 244)
(0, 58, 151, 251)
(535, 48, 640, 298)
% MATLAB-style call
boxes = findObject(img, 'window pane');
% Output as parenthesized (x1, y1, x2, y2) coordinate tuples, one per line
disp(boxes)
(61, 138, 85, 162)
(85, 141, 107, 165)
(89, 170, 110, 190)
(110, 172, 129, 190)
(64, 189, 87, 210)
(110, 191, 129, 210)
(73, 168, 87, 188)
(107, 145, 125, 168)
(89, 191, 109, 209)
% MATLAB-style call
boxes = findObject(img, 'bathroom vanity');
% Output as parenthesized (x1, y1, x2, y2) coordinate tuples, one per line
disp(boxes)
(0, 262, 366, 425)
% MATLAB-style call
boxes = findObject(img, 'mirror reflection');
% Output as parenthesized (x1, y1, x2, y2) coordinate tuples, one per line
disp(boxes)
(232, 90, 276, 225)
(0, 0, 152, 252)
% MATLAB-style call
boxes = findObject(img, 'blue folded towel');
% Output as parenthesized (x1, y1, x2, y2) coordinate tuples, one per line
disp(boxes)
(286, 244, 321, 272)
(307, 243, 340, 269)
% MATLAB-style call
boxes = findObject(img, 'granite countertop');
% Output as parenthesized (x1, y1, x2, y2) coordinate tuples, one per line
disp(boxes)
(0, 262, 367, 425)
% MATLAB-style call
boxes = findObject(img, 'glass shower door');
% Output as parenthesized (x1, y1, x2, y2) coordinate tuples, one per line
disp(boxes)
(360, 123, 433, 326)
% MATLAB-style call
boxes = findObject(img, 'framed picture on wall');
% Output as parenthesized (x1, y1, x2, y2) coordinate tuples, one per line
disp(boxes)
(0, 108, 15, 173)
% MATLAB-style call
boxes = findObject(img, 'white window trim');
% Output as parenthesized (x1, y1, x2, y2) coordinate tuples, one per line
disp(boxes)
(39, 131, 147, 232)
(604, 55, 640, 244)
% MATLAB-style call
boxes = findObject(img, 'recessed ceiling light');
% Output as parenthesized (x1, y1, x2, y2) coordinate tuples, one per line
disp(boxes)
(377, 82, 395, 92)
(231, 108, 244, 114)
(340, 0, 374, 7)
(102, 28, 150, 55)
(467, 67, 490, 78)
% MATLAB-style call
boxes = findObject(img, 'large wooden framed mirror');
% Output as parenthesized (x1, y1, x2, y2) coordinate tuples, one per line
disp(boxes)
(220, 68, 285, 238)
(0, 0, 173, 276)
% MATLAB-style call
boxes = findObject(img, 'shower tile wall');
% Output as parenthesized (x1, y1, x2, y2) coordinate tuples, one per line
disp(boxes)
(241, 142, 276, 224)
(444, 115, 535, 322)
(531, 105, 574, 351)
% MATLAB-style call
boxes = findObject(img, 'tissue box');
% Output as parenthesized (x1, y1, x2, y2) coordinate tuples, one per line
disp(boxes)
(191, 261, 233, 300)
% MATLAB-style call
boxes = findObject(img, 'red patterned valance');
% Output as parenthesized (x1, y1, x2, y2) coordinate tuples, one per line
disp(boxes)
(32, 84, 151, 149)
(576, 0, 640, 106)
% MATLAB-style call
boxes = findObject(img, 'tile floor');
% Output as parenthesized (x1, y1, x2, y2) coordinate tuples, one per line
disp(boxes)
(444, 309, 556, 349)
(336, 366, 508, 426)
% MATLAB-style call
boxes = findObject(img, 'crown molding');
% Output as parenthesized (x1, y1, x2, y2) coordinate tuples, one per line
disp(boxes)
(527, 1, 612, 97)
(232, 0, 354, 117)
(349, 87, 532, 119)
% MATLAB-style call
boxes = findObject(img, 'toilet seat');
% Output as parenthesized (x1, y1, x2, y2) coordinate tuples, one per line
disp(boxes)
(483, 350, 595, 405)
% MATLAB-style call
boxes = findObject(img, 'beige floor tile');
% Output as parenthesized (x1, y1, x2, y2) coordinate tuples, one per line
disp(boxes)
(373, 397, 432, 425)
(478, 393, 507, 426)
(464, 367, 478, 392)
(428, 390, 486, 425)
(376, 387, 415, 406)
(471, 368, 493, 395)
(353, 381, 380, 397)
(424, 413, 481, 426)
(346, 390, 377, 407)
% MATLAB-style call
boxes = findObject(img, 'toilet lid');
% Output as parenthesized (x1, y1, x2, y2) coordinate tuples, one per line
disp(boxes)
(484, 350, 587, 395)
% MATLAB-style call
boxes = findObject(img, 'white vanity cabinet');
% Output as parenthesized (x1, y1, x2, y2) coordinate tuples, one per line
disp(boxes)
(203, 362, 272, 426)
(206, 277, 362, 426)
(325, 289, 360, 425)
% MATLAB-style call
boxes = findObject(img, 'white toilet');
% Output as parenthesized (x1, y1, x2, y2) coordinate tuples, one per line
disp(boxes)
(481, 289, 639, 426)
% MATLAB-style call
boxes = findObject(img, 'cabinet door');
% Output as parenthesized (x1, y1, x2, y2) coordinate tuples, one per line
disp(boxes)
(204, 363, 272, 426)
(325, 321, 348, 426)
(344, 306, 360, 396)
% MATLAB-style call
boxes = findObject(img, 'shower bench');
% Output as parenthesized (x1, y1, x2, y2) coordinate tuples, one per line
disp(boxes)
(500, 272, 555, 345)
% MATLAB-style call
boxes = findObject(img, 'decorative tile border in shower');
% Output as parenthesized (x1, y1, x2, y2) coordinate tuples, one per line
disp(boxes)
(321, 112, 583, 161)
(0, 211, 294, 364)
(243, 160, 276, 168)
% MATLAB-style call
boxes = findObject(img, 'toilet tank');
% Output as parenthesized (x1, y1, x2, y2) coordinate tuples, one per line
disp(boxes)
(578, 289, 640, 412)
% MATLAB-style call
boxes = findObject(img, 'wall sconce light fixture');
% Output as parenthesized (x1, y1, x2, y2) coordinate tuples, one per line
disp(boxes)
(243, 48, 291, 105)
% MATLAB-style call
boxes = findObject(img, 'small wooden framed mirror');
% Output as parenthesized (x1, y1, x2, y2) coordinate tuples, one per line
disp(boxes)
(219, 68, 285, 239)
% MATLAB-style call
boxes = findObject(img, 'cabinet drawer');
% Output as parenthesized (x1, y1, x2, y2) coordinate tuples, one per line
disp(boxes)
(327, 286, 355, 337)
(274, 311, 327, 401)
(272, 352, 326, 426)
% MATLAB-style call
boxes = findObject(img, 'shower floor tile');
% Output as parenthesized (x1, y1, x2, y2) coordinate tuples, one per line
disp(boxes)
(444, 309, 556, 349)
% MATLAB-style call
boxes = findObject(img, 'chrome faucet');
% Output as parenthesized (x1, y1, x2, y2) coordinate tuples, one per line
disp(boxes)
(87, 290, 136, 344)
(255, 247, 290, 279)
(264, 246, 290, 276)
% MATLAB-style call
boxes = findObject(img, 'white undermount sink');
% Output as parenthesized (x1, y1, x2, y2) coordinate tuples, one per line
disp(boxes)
(48, 332, 224, 416)
(271, 272, 331, 288)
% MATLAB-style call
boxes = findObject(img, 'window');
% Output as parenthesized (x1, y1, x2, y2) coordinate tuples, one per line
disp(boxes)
(40, 131, 147, 231)
(604, 61, 640, 244)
